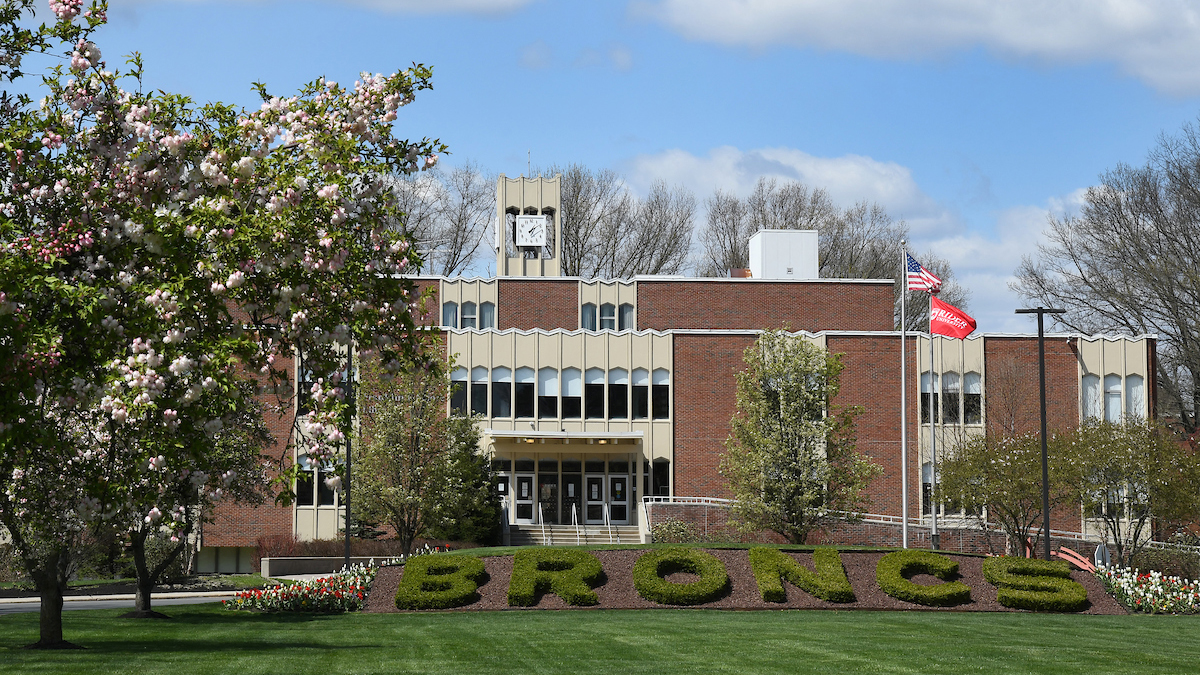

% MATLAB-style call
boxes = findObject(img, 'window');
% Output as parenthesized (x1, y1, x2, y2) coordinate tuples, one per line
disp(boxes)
(479, 301, 495, 329)
(920, 372, 939, 424)
(538, 367, 558, 419)
(1126, 374, 1145, 418)
(632, 368, 649, 419)
(297, 358, 315, 415)
(652, 458, 670, 496)
(296, 455, 315, 506)
(921, 462, 934, 516)
(1082, 374, 1101, 420)
(450, 367, 467, 415)
(942, 372, 961, 424)
(492, 367, 512, 418)
(562, 368, 582, 419)
(652, 369, 670, 419)
(584, 368, 605, 419)
(1104, 374, 1122, 423)
(581, 303, 597, 331)
(600, 303, 616, 330)
(442, 301, 458, 328)
(608, 368, 628, 419)
(470, 366, 488, 416)
(964, 372, 982, 425)
(461, 301, 477, 329)
(514, 367, 535, 418)
(619, 303, 634, 331)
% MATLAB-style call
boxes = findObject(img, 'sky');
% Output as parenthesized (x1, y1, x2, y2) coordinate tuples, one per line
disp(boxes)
(19, 0, 1200, 332)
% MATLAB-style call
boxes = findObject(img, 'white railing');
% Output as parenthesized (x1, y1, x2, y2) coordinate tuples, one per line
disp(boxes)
(571, 503, 581, 545)
(604, 503, 615, 544)
(538, 502, 547, 546)
(637, 498, 651, 543)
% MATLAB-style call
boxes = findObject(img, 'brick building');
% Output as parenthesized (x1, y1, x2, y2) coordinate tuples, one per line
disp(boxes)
(197, 175, 1154, 568)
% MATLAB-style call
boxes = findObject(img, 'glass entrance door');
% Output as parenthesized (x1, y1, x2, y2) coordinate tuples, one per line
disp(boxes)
(585, 475, 605, 524)
(538, 473, 559, 524)
(514, 474, 534, 524)
(562, 473, 582, 525)
(609, 473, 629, 524)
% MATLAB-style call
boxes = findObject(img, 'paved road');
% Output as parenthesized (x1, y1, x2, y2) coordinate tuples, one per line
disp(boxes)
(0, 594, 234, 615)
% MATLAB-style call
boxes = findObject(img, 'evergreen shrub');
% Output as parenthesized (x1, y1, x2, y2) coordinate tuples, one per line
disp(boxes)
(633, 547, 730, 605)
(749, 547, 855, 603)
(507, 548, 605, 606)
(876, 549, 971, 607)
(982, 556, 1088, 612)
(394, 555, 487, 610)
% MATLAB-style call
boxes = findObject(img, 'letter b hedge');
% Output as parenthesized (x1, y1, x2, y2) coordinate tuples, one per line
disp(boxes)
(395, 555, 488, 610)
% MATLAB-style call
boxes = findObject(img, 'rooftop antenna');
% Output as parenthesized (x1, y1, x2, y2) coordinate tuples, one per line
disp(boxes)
(527, 150, 531, 177)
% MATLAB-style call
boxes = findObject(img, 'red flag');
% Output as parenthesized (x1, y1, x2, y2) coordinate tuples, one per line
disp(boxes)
(930, 297, 976, 339)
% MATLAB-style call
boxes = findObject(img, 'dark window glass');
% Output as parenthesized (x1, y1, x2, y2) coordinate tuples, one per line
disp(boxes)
(317, 470, 336, 506)
(652, 384, 669, 419)
(942, 392, 961, 424)
(479, 302, 495, 329)
(538, 458, 558, 473)
(964, 393, 982, 425)
(538, 395, 557, 418)
(618, 303, 634, 331)
(653, 460, 670, 496)
(492, 382, 511, 418)
(515, 382, 535, 418)
(632, 385, 649, 419)
(920, 393, 939, 423)
(608, 460, 628, 474)
(581, 303, 597, 331)
(515, 459, 535, 473)
(471, 383, 488, 416)
(585, 460, 606, 473)
(585, 383, 605, 419)
(922, 481, 932, 516)
(608, 383, 627, 419)
(562, 459, 582, 473)
(561, 396, 581, 419)
(491, 459, 512, 472)
(516, 503, 533, 519)
(450, 382, 466, 415)
(296, 471, 314, 506)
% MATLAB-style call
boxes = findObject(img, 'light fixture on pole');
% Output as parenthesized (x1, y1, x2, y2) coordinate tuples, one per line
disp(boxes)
(1015, 306, 1066, 561)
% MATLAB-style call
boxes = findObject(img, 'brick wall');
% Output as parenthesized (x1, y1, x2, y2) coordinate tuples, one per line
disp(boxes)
(637, 280, 893, 332)
(497, 279, 578, 330)
(672, 333, 755, 498)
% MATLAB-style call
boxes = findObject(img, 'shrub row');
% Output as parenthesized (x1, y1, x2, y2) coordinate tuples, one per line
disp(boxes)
(876, 549, 972, 607)
(983, 557, 1088, 612)
(633, 547, 730, 605)
(507, 548, 605, 607)
(395, 555, 488, 610)
(749, 547, 855, 603)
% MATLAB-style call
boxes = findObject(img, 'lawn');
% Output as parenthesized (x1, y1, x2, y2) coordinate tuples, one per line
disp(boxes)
(1, 602, 1198, 674)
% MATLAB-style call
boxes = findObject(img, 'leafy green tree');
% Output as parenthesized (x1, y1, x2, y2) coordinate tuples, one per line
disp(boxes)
(720, 330, 881, 543)
(939, 432, 1073, 557)
(354, 354, 495, 554)
(1057, 420, 1200, 567)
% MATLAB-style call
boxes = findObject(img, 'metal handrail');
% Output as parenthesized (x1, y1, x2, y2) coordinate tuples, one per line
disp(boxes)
(604, 503, 614, 544)
(538, 502, 547, 546)
(571, 503, 580, 545)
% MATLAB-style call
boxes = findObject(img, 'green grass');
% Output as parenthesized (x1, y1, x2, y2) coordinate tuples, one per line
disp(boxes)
(2, 602, 1198, 674)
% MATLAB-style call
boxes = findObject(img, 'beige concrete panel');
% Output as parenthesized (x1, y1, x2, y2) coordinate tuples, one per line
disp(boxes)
(561, 333, 584, 365)
(488, 332, 514, 369)
(583, 332, 608, 369)
(651, 333, 674, 370)
(1125, 339, 1148, 377)
(1076, 337, 1103, 376)
(963, 335, 985, 377)
(1102, 338, 1127, 376)
(608, 332, 632, 367)
(537, 332, 562, 369)
(513, 332, 540, 369)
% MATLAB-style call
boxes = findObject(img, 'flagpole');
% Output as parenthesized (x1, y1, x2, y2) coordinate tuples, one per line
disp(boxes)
(929, 291, 939, 551)
(899, 243, 908, 549)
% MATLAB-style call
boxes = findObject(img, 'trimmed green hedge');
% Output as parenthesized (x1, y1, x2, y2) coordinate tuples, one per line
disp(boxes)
(395, 555, 488, 610)
(876, 550, 971, 607)
(982, 556, 1088, 612)
(507, 548, 605, 607)
(633, 547, 730, 606)
(749, 547, 855, 603)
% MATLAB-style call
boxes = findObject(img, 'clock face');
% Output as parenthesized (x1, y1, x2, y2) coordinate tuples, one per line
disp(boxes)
(515, 215, 547, 247)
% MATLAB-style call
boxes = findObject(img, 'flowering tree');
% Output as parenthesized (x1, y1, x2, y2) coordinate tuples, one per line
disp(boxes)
(720, 330, 881, 543)
(0, 1, 441, 647)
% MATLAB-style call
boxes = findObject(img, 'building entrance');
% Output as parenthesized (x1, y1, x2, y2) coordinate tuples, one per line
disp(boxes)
(498, 451, 636, 526)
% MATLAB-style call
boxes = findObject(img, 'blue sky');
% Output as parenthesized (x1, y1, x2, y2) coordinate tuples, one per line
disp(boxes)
(23, 0, 1200, 332)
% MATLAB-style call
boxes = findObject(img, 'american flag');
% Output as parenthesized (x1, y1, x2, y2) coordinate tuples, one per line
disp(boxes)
(906, 253, 942, 292)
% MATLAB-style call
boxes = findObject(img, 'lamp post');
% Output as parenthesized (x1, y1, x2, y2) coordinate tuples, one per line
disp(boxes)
(343, 351, 356, 569)
(1015, 306, 1065, 561)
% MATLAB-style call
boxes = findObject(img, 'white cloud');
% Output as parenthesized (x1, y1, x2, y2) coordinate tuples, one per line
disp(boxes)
(639, 0, 1200, 95)
(520, 40, 553, 69)
(626, 145, 956, 235)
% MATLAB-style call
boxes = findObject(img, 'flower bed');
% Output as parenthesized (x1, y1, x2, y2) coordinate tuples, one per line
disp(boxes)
(1095, 565, 1200, 614)
(225, 556, 408, 613)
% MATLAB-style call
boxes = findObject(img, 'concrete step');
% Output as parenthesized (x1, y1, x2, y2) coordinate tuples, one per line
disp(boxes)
(509, 525, 641, 546)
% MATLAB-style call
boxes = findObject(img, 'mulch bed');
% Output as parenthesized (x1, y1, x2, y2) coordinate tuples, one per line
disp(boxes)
(364, 549, 1126, 614)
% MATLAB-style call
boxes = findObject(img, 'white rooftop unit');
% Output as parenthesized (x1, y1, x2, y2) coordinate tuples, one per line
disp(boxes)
(748, 229, 818, 280)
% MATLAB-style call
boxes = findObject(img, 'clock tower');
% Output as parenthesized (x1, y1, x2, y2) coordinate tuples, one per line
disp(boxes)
(496, 173, 562, 277)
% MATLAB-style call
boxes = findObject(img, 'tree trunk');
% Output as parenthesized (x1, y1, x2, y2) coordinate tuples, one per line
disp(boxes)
(26, 551, 81, 649)
(121, 529, 170, 619)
